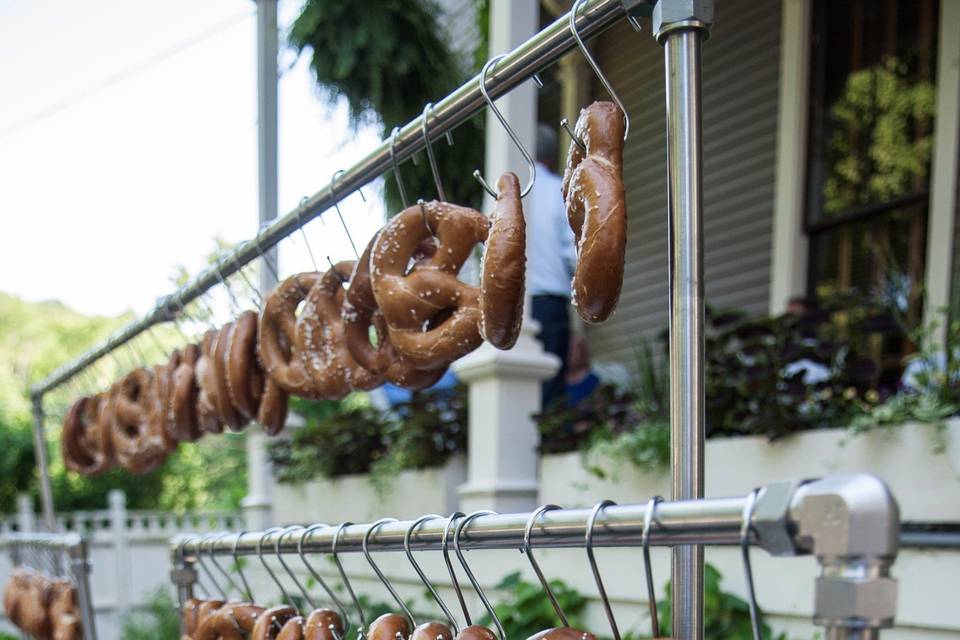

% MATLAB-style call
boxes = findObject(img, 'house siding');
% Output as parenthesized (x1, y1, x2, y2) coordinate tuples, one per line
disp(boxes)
(585, 0, 782, 367)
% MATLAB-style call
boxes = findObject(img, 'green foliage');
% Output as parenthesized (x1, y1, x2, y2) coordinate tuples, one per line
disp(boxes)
(483, 572, 588, 640)
(289, 0, 486, 213)
(120, 588, 180, 640)
(0, 633, 19, 640)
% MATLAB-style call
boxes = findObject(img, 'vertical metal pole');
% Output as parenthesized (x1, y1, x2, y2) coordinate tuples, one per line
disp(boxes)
(653, 2, 713, 638)
(30, 396, 56, 532)
(71, 540, 98, 640)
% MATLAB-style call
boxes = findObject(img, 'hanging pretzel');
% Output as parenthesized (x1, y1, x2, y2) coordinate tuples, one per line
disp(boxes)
(303, 609, 344, 640)
(110, 368, 171, 474)
(479, 171, 526, 349)
(370, 201, 489, 370)
(62, 393, 113, 475)
(250, 605, 299, 640)
(343, 235, 446, 390)
(259, 273, 326, 399)
(49, 579, 80, 640)
(196, 330, 225, 435)
(366, 613, 411, 640)
(212, 322, 248, 431)
(194, 603, 266, 640)
(561, 101, 627, 324)
(228, 310, 289, 435)
(297, 261, 381, 399)
(148, 363, 179, 453)
(168, 343, 203, 442)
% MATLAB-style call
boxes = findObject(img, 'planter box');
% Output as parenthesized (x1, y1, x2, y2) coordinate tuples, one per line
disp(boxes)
(540, 419, 960, 521)
(274, 455, 466, 524)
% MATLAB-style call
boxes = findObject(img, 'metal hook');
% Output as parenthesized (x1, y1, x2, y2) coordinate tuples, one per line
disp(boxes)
(295, 196, 321, 273)
(231, 245, 264, 311)
(190, 535, 226, 600)
(298, 524, 350, 627)
(523, 505, 568, 627)
(332, 522, 366, 629)
(231, 531, 254, 602)
(389, 126, 410, 208)
(453, 511, 505, 640)
(586, 500, 619, 640)
(642, 496, 663, 637)
(441, 512, 469, 625)
(473, 54, 537, 198)
(362, 518, 416, 626)
(213, 257, 244, 315)
(177, 537, 210, 600)
(741, 489, 762, 640)
(568, 0, 630, 140)
(420, 103, 450, 201)
(256, 527, 295, 606)
(275, 525, 317, 610)
(253, 223, 281, 283)
(417, 199, 437, 239)
(330, 170, 361, 259)
(207, 533, 245, 601)
(404, 514, 458, 633)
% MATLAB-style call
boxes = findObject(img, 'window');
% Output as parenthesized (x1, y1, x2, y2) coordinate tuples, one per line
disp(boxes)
(805, 0, 938, 379)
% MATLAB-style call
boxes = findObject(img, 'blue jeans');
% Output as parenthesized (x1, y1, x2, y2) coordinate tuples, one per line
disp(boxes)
(532, 294, 570, 409)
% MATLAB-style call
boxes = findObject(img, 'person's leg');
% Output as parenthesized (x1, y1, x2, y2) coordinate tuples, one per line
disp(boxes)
(532, 296, 570, 408)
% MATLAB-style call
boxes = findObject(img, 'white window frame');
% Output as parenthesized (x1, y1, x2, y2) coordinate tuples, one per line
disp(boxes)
(768, 0, 960, 343)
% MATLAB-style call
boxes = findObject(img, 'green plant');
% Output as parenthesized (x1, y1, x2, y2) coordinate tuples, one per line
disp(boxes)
(482, 572, 588, 640)
(120, 588, 181, 640)
(581, 419, 670, 479)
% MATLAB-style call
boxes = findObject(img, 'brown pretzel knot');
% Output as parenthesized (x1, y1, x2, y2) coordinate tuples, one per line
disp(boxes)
(15, 569, 54, 638)
(528, 628, 599, 640)
(411, 621, 453, 640)
(110, 368, 170, 474)
(479, 171, 526, 349)
(196, 330, 225, 435)
(62, 393, 113, 475)
(295, 261, 381, 398)
(195, 603, 265, 640)
(49, 579, 80, 640)
(343, 235, 447, 390)
(259, 273, 327, 399)
(304, 609, 344, 640)
(167, 344, 203, 442)
(560, 101, 627, 324)
(212, 323, 248, 431)
(3, 569, 31, 630)
(366, 613, 411, 640)
(370, 201, 489, 370)
(251, 605, 299, 640)
(148, 363, 179, 452)
(227, 310, 290, 435)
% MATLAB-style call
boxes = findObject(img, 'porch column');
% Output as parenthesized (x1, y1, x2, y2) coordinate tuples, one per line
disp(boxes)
(453, 0, 559, 514)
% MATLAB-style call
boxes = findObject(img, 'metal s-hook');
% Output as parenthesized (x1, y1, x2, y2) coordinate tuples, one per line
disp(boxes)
(421, 102, 451, 202)
(330, 170, 361, 259)
(586, 500, 619, 640)
(231, 530, 254, 602)
(642, 496, 663, 637)
(297, 524, 350, 628)
(189, 535, 224, 600)
(404, 514, 458, 633)
(741, 489, 762, 640)
(253, 221, 281, 283)
(453, 511, 505, 640)
(256, 527, 295, 606)
(204, 533, 245, 601)
(523, 504, 569, 627)
(567, 0, 630, 141)
(389, 126, 410, 208)
(177, 536, 210, 600)
(441, 512, 469, 625)
(473, 54, 537, 199)
(332, 522, 366, 630)
(213, 257, 244, 315)
(362, 518, 416, 627)
(229, 244, 264, 311)
(275, 525, 318, 610)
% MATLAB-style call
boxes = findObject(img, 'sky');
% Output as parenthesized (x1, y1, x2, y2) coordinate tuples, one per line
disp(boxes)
(0, 0, 387, 319)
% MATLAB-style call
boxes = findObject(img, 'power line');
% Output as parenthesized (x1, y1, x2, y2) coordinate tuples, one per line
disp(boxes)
(0, 10, 254, 141)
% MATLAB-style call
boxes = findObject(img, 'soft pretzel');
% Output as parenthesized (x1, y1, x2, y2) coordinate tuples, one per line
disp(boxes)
(259, 273, 326, 398)
(456, 626, 497, 640)
(297, 262, 381, 398)
(148, 363, 178, 453)
(62, 393, 113, 475)
(212, 323, 248, 431)
(370, 201, 489, 370)
(17, 569, 54, 638)
(304, 609, 344, 640)
(251, 605, 299, 640)
(227, 310, 289, 434)
(527, 628, 599, 640)
(366, 613, 411, 640)
(196, 330, 225, 435)
(479, 171, 526, 349)
(561, 101, 627, 323)
(275, 616, 306, 640)
(343, 235, 446, 390)
(49, 579, 80, 640)
(110, 368, 169, 474)
(194, 603, 265, 640)
(168, 344, 203, 442)
(411, 621, 453, 640)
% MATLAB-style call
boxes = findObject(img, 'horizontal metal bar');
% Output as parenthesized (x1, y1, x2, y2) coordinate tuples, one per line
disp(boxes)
(29, 0, 627, 399)
(1, 532, 84, 556)
(900, 523, 960, 549)
(172, 495, 761, 560)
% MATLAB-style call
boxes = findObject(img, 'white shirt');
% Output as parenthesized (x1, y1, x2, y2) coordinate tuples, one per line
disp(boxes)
(527, 162, 577, 297)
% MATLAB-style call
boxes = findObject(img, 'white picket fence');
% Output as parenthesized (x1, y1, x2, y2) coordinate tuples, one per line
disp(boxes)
(0, 491, 244, 640)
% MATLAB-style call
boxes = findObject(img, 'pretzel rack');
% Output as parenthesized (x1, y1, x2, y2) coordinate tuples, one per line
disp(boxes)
(19, 0, 907, 639)
(2, 532, 98, 640)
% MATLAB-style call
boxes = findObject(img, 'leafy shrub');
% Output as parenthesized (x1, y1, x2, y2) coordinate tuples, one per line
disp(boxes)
(482, 572, 588, 640)
(120, 588, 180, 640)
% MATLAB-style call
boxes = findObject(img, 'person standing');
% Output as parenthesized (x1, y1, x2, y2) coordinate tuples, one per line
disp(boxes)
(528, 124, 578, 408)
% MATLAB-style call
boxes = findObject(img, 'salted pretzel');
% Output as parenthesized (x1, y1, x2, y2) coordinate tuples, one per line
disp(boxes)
(411, 621, 453, 640)
(3, 569, 30, 629)
(148, 363, 178, 453)
(110, 368, 170, 474)
(250, 605, 299, 640)
(296, 261, 381, 399)
(259, 273, 326, 399)
(227, 310, 289, 435)
(62, 393, 113, 475)
(303, 609, 344, 640)
(167, 344, 203, 442)
(16, 569, 54, 638)
(194, 603, 265, 640)
(370, 201, 489, 370)
(49, 579, 80, 640)
(528, 628, 599, 640)
(561, 101, 627, 324)
(343, 235, 446, 390)
(212, 323, 248, 431)
(479, 171, 526, 350)
(196, 330, 225, 435)
(366, 613, 410, 640)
